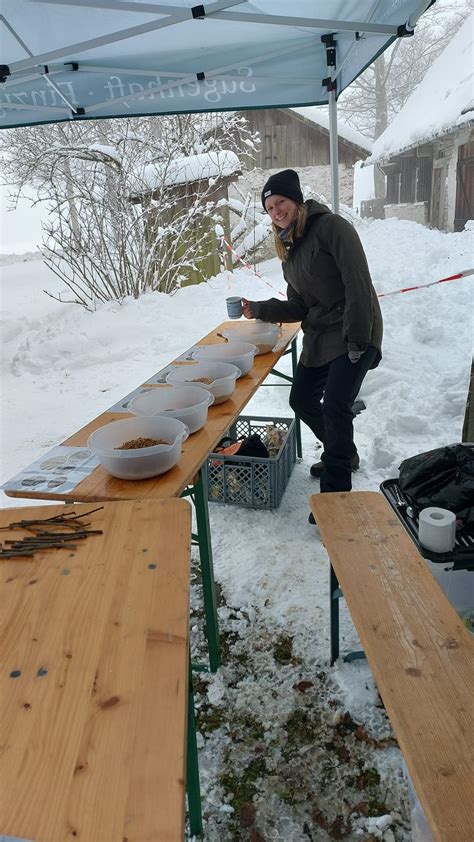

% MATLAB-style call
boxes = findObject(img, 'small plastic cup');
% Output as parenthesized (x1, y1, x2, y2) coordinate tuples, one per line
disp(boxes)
(226, 296, 243, 319)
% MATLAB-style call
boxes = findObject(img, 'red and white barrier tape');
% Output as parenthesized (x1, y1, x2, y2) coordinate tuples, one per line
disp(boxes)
(222, 237, 286, 298)
(223, 235, 473, 302)
(377, 268, 473, 299)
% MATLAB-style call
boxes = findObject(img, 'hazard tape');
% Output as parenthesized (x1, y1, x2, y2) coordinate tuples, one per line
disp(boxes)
(377, 269, 473, 299)
(222, 235, 473, 303)
(222, 238, 286, 298)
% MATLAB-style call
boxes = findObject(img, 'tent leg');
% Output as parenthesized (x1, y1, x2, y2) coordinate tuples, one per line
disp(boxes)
(328, 88, 340, 214)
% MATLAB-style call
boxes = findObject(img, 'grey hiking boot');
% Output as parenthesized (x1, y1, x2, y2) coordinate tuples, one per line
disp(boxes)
(310, 453, 360, 479)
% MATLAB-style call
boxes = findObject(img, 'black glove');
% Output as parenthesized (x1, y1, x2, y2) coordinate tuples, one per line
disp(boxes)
(348, 350, 364, 364)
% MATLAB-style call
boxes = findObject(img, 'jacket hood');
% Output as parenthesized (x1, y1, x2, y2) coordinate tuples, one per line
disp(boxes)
(305, 198, 332, 218)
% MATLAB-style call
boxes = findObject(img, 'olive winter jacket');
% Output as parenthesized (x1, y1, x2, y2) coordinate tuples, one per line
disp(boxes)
(253, 200, 383, 368)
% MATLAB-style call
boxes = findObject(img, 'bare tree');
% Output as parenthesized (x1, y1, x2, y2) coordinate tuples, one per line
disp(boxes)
(338, 0, 472, 139)
(0, 114, 259, 309)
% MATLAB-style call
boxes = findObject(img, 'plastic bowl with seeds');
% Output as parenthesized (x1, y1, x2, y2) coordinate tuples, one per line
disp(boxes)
(87, 416, 189, 479)
(166, 361, 240, 404)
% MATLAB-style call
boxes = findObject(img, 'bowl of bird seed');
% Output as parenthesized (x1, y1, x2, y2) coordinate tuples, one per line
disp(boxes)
(166, 361, 240, 405)
(87, 416, 189, 479)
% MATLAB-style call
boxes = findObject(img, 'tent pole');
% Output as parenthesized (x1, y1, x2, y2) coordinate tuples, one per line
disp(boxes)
(328, 88, 339, 214)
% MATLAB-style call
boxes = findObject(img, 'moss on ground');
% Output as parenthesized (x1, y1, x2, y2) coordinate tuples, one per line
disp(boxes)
(273, 633, 302, 665)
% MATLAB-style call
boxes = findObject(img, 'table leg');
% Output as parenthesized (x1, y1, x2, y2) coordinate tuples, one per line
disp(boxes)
(290, 337, 302, 458)
(192, 466, 221, 673)
(330, 564, 366, 665)
(267, 338, 302, 458)
(330, 563, 340, 665)
(187, 655, 203, 837)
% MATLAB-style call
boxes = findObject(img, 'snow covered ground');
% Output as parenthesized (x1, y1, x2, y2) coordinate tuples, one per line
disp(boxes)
(1, 203, 472, 840)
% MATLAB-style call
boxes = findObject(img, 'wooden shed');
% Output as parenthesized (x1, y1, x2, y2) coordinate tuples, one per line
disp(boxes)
(366, 17, 473, 232)
(378, 125, 473, 232)
(238, 107, 370, 170)
(130, 151, 241, 287)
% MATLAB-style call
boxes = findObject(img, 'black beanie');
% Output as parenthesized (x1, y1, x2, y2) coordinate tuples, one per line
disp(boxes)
(261, 169, 303, 210)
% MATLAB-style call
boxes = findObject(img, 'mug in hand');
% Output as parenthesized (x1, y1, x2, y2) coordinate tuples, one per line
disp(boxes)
(226, 296, 243, 319)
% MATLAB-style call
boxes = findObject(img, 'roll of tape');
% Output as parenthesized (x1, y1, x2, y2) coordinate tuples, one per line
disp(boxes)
(418, 507, 456, 553)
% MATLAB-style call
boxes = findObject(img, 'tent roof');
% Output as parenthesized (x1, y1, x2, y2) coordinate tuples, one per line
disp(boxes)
(1, 0, 433, 130)
(368, 13, 473, 164)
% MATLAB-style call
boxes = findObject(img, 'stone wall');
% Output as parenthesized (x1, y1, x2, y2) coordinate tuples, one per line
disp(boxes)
(384, 202, 428, 226)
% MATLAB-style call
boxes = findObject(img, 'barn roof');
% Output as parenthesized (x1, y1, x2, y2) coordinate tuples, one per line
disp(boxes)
(367, 14, 473, 164)
(288, 106, 372, 152)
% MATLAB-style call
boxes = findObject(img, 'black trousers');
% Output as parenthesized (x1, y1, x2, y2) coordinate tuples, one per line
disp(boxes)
(289, 347, 378, 492)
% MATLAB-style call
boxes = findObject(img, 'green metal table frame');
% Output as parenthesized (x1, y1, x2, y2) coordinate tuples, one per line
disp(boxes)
(330, 564, 365, 666)
(181, 466, 221, 674)
(180, 333, 302, 676)
(266, 335, 302, 458)
(186, 653, 204, 837)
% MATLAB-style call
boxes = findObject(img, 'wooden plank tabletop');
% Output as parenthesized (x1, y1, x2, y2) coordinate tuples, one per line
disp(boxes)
(310, 490, 474, 842)
(0, 498, 191, 842)
(5, 320, 299, 503)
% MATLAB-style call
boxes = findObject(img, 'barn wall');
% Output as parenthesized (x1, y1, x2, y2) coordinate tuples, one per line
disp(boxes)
(381, 126, 473, 232)
(240, 109, 368, 170)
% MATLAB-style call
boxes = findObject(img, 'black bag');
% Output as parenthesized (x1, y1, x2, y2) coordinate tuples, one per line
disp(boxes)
(214, 433, 270, 459)
(398, 443, 474, 524)
(237, 434, 269, 459)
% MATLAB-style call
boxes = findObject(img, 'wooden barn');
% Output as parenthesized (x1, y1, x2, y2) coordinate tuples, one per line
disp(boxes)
(239, 106, 371, 170)
(365, 17, 473, 232)
(130, 151, 240, 287)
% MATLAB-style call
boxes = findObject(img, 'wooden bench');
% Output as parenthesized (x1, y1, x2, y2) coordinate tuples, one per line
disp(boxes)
(309, 490, 474, 842)
(0, 498, 203, 840)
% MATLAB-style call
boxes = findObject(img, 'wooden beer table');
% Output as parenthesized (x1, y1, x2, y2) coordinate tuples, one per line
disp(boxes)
(0, 498, 204, 841)
(4, 321, 301, 673)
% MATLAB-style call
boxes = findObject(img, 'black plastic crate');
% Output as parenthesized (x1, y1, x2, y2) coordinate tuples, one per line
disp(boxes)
(208, 415, 296, 510)
(380, 478, 474, 567)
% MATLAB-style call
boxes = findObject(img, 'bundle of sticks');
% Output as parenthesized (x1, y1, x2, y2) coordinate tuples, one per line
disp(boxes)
(0, 506, 104, 560)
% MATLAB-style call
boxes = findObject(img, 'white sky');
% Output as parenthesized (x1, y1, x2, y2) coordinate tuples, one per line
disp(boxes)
(0, 184, 47, 254)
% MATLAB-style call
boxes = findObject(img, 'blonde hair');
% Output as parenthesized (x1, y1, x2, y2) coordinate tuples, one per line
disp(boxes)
(273, 203, 308, 261)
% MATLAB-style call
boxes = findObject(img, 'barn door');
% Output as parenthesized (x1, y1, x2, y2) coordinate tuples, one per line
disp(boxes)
(431, 167, 446, 230)
(455, 140, 474, 232)
(263, 125, 290, 169)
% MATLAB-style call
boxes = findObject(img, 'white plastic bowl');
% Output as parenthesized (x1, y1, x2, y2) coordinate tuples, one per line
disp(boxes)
(128, 385, 214, 434)
(222, 320, 280, 355)
(192, 340, 257, 376)
(166, 361, 240, 405)
(87, 416, 189, 480)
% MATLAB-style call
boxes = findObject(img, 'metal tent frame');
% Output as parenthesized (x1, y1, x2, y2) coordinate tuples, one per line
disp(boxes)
(1, 1, 434, 209)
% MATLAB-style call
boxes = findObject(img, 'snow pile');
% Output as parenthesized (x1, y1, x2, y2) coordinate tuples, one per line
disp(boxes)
(135, 150, 241, 193)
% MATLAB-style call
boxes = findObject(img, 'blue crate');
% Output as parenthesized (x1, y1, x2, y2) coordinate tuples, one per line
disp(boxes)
(207, 415, 296, 510)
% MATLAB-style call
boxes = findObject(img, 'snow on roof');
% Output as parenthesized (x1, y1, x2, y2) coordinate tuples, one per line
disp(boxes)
(367, 15, 473, 164)
(137, 150, 241, 193)
(288, 107, 372, 152)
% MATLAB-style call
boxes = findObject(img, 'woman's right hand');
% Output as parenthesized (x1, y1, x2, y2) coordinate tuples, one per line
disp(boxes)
(242, 298, 256, 319)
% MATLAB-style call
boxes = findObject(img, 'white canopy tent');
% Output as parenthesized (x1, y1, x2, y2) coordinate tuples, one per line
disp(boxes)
(1, 0, 434, 209)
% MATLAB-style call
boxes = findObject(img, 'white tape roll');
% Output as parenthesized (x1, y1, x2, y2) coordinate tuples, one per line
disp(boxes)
(418, 507, 456, 553)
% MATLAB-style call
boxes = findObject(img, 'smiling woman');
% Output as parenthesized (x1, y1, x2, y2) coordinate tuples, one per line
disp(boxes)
(242, 168, 383, 501)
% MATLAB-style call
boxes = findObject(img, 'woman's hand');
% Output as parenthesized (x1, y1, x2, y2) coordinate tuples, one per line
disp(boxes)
(242, 298, 256, 319)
